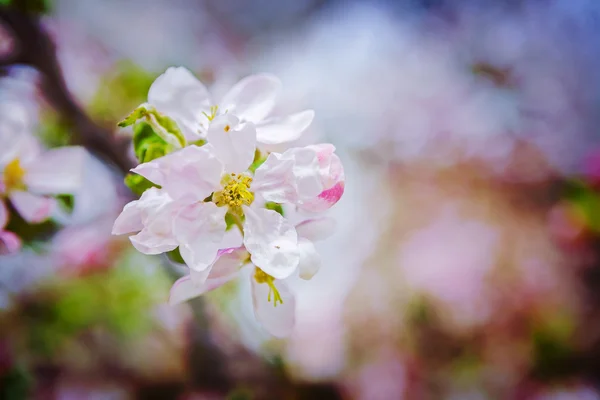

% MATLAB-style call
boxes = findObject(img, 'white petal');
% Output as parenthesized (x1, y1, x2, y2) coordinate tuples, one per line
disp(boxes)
(173, 202, 227, 271)
(297, 238, 321, 280)
(207, 115, 256, 173)
(256, 110, 314, 144)
(122, 189, 180, 254)
(130, 228, 178, 255)
(253, 147, 322, 204)
(243, 206, 299, 279)
(148, 66, 211, 140)
(210, 247, 249, 278)
(284, 147, 322, 200)
(169, 247, 247, 305)
(131, 145, 222, 202)
(295, 217, 336, 241)
(252, 152, 296, 203)
(0, 200, 7, 229)
(24, 147, 87, 195)
(112, 201, 143, 235)
(189, 246, 248, 285)
(220, 74, 281, 123)
(169, 270, 237, 305)
(251, 273, 295, 337)
(112, 187, 171, 235)
(9, 191, 55, 223)
(298, 144, 345, 213)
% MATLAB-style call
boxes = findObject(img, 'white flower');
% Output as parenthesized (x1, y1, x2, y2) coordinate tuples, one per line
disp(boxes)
(168, 217, 336, 337)
(0, 109, 87, 233)
(147, 66, 314, 144)
(114, 118, 334, 283)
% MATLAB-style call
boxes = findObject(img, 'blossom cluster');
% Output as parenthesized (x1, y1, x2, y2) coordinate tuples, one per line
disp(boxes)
(0, 102, 86, 254)
(113, 67, 345, 336)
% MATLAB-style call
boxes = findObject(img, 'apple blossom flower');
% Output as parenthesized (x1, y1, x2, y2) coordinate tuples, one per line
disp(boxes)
(169, 217, 336, 337)
(145, 66, 314, 144)
(0, 108, 87, 237)
(114, 118, 342, 285)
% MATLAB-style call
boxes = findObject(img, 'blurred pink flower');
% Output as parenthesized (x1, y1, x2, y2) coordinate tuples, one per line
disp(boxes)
(399, 208, 499, 329)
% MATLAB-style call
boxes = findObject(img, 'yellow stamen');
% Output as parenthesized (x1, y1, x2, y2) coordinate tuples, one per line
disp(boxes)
(224, 125, 230, 132)
(3, 158, 25, 192)
(254, 267, 283, 306)
(213, 173, 254, 212)
(202, 105, 220, 122)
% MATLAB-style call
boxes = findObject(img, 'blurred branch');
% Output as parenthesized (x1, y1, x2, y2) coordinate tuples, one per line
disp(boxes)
(0, 5, 132, 173)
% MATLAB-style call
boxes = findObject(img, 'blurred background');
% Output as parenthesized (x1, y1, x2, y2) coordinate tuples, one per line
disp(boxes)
(2, 0, 600, 398)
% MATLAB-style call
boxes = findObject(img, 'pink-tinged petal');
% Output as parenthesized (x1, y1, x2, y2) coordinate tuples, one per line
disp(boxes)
(256, 109, 314, 145)
(148, 66, 211, 140)
(253, 147, 322, 205)
(173, 202, 227, 272)
(207, 115, 256, 173)
(169, 270, 238, 305)
(131, 145, 222, 201)
(297, 238, 321, 280)
(118, 189, 180, 254)
(297, 145, 345, 212)
(295, 217, 336, 242)
(220, 74, 281, 123)
(252, 153, 297, 203)
(0, 201, 7, 229)
(210, 247, 250, 278)
(299, 182, 345, 213)
(112, 188, 171, 235)
(129, 229, 178, 255)
(8, 191, 55, 223)
(112, 201, 143, 235)
(284, 147, 323, 200)
(251, 273, 296, 337)
(183, 246, 247, 286)
(243, 206, 299, 279)
(0, 231, 21, 254)
(24, 147, 87, 195)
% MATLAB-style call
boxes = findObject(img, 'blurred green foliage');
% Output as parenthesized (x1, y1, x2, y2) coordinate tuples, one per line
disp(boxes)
(0, 366, 32, 400)
(36, 112, 71, 149)
(531, 312, 575, 380)
(21, 250, 169, 356)
(89, 62, 155, 125)
(564, 179, 600, 233)
(2, 0, 50, 14)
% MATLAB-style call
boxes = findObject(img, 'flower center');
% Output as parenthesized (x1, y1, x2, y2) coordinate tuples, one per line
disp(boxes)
(254, 267, 283, 306)
(3, 158, 25, 193)
(213, 173, 254, 212)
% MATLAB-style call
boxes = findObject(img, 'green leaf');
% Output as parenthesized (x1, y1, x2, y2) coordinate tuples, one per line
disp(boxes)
(132, 122, 169, 163)
(150, 111, 186, 148)
(265, 202, 284, 216)
(118, 106, 147, 128)
(124, 173, 157, 196)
